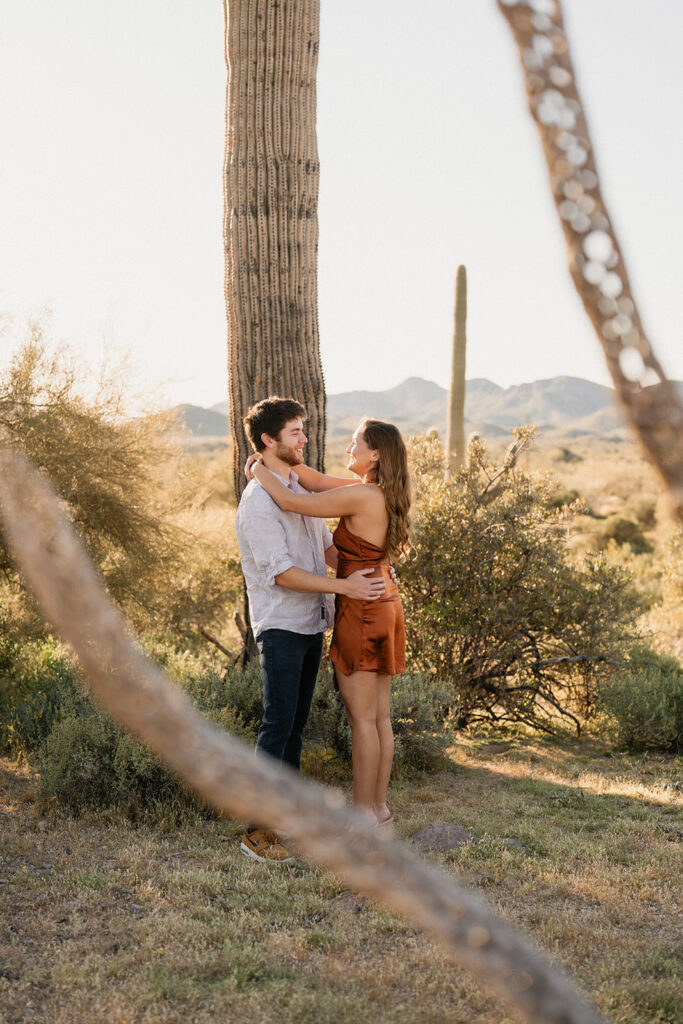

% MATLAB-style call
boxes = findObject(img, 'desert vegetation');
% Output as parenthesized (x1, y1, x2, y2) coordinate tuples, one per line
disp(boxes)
(1, 330, 681, 1020)
(2, 0, 681, 1018)
(2, 338, 680, 796)
(0, 334, 243, 652)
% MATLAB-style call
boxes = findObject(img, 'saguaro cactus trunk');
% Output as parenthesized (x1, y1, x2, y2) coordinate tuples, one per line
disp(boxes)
(445, 264, 467, 477)
(223, 0, 326, 500)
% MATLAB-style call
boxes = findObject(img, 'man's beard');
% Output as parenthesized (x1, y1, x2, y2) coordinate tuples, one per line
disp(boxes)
(274, 442, 304, 467)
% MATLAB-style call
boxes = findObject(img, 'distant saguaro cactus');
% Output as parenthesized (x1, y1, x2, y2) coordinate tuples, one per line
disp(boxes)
(222, 0, 326, 501)
(445, 264, 468, 477)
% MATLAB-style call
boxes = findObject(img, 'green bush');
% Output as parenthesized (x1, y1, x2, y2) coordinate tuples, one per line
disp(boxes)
(36, 654, 263, 813)
(0, 636, 256, 811)
(305, 668, 453, 777)
(5, 635, 451, 813)
(401, 431, 643, 734)
(0, 635, 87, 757)
(597, 647, 682, 752)
(39, 709, 127, 811)
(390, 673, 454, 773)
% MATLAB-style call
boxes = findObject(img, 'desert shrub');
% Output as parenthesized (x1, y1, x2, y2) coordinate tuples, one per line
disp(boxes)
(32, 652, 451, 811)
(0, 333, 242, 649)
(0, 636, 256, 810)
(35, 677, 259, 813)
(304, 667, 454, 777)
(628, 496, 657, 528)
(183, 657, 264, 734)
(596, 515, 651, 554)
(646, 530, 683, 660)
(550, 447, 582, 464)
(597, 647, 683, 752)
(400, 431, 643, 734)
(661, 529, 683, 607)
(0, 331, 181, 604)
(546, 487, 582, 511)
(2, 623, 455, 811)
(390, 673, 455, 773)
(38, 709, 122, 810)
(0, 635, 87, 756)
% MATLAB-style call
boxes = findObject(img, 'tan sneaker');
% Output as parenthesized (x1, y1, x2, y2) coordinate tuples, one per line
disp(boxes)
(240, 827, 295, 864)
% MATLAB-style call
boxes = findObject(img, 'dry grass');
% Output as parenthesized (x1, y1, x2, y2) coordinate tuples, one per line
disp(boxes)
(525, 436, 659, 509)
(522, 436, 683, 660)
(1, 734, 681, 1024)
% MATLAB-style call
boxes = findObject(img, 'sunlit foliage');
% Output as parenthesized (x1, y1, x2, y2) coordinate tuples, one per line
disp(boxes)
(0, 330, 240, 647)
(400, 430, 643, 733)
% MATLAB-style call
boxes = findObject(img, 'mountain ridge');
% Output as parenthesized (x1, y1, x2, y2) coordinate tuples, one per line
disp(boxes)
(176, 375, 682, 440)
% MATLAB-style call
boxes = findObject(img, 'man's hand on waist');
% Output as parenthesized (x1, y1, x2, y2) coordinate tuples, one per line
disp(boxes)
(340, 568, 386, 601)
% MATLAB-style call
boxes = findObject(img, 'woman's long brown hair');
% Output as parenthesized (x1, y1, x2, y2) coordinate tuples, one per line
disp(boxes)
(360, 419, 411, 561)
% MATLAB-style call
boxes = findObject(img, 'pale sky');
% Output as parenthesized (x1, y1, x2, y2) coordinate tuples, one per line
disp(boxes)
(1, 1, 681, 409)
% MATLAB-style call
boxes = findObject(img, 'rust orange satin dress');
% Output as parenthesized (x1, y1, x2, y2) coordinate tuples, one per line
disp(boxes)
(329, 517, 406, 678)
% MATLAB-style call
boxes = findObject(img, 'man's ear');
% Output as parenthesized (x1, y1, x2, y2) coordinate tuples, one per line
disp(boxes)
(261, 432, 275, 450)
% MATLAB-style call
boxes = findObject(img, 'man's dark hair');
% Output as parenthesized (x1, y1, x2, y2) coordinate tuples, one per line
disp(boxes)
(243, 396, 306, 452)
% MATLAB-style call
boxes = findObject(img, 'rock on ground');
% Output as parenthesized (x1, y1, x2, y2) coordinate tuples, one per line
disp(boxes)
(411, 822, 480, 853)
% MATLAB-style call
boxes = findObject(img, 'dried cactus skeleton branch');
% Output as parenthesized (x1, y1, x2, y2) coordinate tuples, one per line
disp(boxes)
(0, 443, 605, 1024)
(497, 0, 683, 520)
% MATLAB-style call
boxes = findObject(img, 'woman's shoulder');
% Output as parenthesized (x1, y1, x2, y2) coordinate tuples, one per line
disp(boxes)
(361, 482, 387, 501)
(353, 482, 388, 515)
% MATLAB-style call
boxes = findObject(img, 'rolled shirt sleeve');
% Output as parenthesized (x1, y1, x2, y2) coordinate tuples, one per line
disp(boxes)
(240, 502, 295, 588)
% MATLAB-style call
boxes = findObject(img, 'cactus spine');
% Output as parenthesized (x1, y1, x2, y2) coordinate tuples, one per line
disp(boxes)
(222, 0, 326, 501)
(445, 265, 467, 477)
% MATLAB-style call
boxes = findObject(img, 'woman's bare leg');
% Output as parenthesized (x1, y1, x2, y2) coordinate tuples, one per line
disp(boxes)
(336, 669, 381, 814)
(373, 674, 394, 823)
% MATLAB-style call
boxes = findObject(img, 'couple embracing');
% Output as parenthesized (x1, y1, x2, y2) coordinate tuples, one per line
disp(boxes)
(235, 396, 411, 862)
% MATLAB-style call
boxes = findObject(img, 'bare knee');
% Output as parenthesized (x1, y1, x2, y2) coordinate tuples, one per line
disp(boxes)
(346, 709, 378, 731)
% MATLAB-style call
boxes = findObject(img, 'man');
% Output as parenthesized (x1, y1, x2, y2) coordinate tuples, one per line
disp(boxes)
(235, 396, 385, 863)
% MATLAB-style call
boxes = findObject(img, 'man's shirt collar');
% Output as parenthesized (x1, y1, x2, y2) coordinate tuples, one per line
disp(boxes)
(270, 468, 298, 488)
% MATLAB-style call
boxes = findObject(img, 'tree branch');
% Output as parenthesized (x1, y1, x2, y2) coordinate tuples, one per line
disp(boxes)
(196, 625, 236, 661)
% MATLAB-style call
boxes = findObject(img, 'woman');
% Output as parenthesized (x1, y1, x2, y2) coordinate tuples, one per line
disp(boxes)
(250, 418, 410, 825)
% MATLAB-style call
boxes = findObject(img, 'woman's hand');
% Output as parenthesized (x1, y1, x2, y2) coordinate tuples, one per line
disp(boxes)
(244, 453, 262, 481)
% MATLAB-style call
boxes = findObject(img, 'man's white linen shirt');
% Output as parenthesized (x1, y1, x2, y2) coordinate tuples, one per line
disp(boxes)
(235, 471, 335, 639)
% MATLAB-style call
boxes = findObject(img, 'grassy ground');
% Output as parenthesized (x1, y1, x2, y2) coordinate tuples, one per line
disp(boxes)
(1, 736, 681, 1024)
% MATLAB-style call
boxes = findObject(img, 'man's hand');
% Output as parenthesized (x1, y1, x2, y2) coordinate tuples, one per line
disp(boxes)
(341, 568, 386, 601)
(244, 453, 261, 481)
(389, 565, 398, 585)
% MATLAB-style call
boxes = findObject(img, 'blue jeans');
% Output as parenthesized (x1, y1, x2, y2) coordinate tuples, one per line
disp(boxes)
(255, 629, 324, 771)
